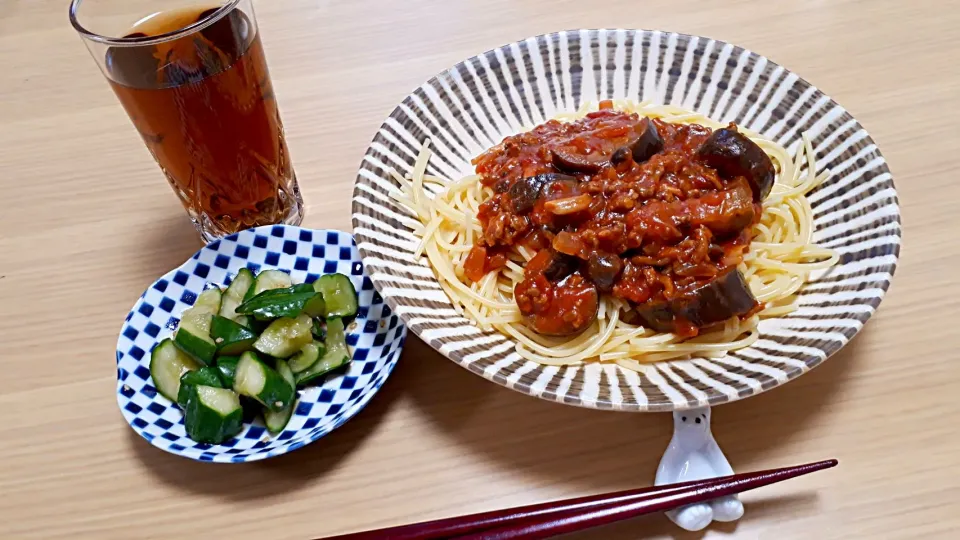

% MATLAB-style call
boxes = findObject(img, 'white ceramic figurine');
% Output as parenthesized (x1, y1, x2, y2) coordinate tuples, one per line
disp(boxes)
(654, 407, 744, 531)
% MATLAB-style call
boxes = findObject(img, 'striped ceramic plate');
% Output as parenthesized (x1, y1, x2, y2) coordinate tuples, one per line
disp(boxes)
(351, 29, 900, 412)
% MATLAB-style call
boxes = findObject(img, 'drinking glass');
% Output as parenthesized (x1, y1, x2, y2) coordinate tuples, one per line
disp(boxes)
(70, 0, 303, 242)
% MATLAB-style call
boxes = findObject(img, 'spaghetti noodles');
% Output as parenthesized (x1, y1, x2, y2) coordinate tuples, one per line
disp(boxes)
(391, 100, 837, 370)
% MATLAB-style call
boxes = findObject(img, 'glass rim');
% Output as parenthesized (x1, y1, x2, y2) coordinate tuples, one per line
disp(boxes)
(68, 0, 242, 47)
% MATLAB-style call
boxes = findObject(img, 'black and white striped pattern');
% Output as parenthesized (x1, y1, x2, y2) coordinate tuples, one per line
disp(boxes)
(351, 30, 901, 412)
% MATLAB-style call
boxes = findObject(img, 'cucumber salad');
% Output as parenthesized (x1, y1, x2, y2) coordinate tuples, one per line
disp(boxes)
(149, 269, 358, 444)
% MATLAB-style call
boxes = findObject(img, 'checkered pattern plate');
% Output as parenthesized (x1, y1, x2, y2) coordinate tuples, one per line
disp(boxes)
(116, 225, 406, 463)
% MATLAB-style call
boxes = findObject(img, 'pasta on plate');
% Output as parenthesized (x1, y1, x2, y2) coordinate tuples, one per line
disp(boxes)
(391, 100, 838, 373)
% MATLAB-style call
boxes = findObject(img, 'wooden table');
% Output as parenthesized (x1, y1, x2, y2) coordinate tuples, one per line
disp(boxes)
(2, 0, 959, 538)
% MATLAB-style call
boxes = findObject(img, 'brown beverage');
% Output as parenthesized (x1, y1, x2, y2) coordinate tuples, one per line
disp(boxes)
(105, 5, 301, 237)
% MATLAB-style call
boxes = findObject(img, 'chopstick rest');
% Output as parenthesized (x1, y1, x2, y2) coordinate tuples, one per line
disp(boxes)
(655, 406, 742, 531)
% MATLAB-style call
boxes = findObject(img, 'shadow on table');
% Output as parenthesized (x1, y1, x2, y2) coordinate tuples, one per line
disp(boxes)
(127, 353, 407, 501)
(400, 324, 865, 509)
(133, 215, 205, 278)
(130, 318, 863, 512)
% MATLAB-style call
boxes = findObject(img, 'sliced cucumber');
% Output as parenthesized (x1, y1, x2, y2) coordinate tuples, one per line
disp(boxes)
(215, 355, 240, 388)
(184, 385, 243, 444)
(149, 338, 201, 402)
(239, 283, 313, 306)
(252, 314, 314, 358)
(219, 268, 254, 321)
(253, 283, 315, 297)
(264, 360, 297, 434)
(288, 341, 326, 373)
(296, 318, 351, 386)
(295, 346, 350, 386)
(173, 288, 222, 365)
(236, 291, 322, 320)
(313, 274, 358, 318)
(174, 311, 217, 365)
(326, 317, 348, 351)
(302, 294, 326, 318)
(192, 287, 223, 316)
(234, 351, 295, 412)
(244, 270, 292, 301)
(311, 318, 326, 341)
(177, 366, 223, 408)
(210, 315, 257, 355)
(284, 283, 315, 294)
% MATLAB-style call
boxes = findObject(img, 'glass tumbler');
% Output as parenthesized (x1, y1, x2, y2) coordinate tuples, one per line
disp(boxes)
(70, 0, 303, 241)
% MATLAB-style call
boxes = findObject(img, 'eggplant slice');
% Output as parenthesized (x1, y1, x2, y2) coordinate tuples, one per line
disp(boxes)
(586, 252, 624, 292)
(697, 126, 775, 201)
(629, 118, 664, 163)
(635, 268, 758, 332)
(551, 118, 664, 174)
(610, 146, 631, 165)
(542, 250, 580, 282)
(507, 173, 578, 213)
(551, 147, 609, 174)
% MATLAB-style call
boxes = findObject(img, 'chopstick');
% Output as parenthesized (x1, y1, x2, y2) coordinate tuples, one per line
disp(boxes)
(321, 459, 837, 540)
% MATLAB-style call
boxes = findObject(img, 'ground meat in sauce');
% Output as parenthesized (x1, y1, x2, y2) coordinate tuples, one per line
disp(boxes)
(465, 104, 765, 337)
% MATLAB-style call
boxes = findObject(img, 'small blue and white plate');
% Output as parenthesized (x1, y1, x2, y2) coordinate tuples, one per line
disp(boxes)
(116, 225, 406, 463)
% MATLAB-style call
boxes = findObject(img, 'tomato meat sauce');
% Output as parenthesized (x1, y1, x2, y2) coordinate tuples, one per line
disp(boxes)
(467, 103, 773, 337)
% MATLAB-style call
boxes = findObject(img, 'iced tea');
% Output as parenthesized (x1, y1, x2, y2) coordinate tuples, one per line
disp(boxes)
(79, 2, 302, 240)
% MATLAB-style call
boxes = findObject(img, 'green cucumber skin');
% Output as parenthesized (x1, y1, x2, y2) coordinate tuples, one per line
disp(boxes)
(236, 291, 321, 320)
(276, 359, 296, 390)
(288, 342, 325, 373)
(311, 318, 326, 341)
(174, 288, 223, 365)
(244, 270, 293, 301)
(232, 268, 255, 287)
(173, 322, 217, 366)
(215, 356, 240, 388)
(314, 274, 358, 318)
(264, 360, 297, 434)
(235, 352, 295, 413)
(177, 367, 224, 408)
(295, 352, 349, 386)
(220, 268, 255, 321)
(256, 366, 295, 413)
(249, 283, 314, 299)
(149, 338, 200, 402)
(242, 278, 257, 302)
(295, 318, 350, 386)
(184, 386, 243, 444)
(218, 339, 256, 356)
(210, 315, 257, 355)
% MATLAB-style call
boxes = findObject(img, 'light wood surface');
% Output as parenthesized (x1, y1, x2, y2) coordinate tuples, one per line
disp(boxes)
(2, 1, 958, 538)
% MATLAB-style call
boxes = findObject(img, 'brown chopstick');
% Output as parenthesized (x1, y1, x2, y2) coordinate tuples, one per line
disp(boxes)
(320, 459, 837, 540)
